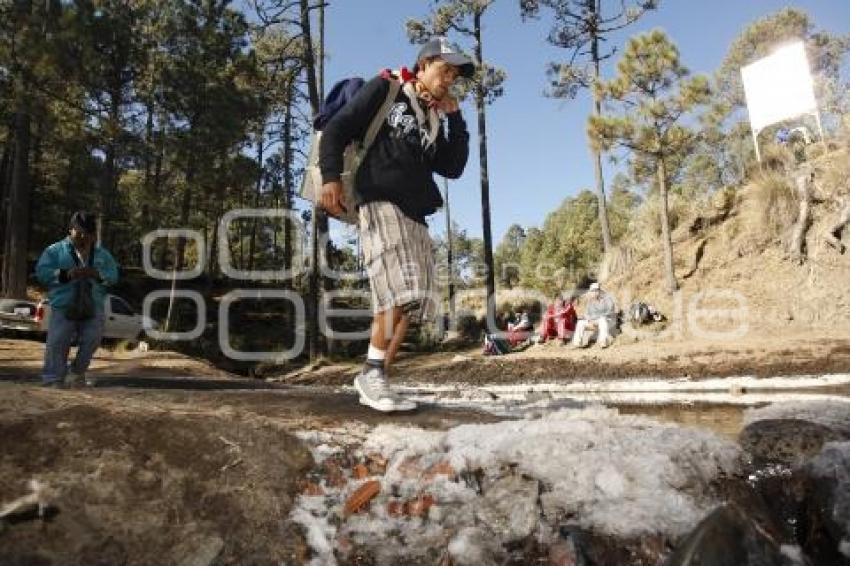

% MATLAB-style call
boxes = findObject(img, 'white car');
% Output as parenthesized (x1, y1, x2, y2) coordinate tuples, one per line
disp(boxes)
(38, 294, 158, 343)
(0, 299, 41, 334)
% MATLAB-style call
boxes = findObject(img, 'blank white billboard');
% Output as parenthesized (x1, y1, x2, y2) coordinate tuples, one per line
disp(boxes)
(741, 41, 817, 133)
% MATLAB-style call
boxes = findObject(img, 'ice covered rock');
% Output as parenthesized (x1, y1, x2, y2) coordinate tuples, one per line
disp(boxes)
(739, 418, 845, 467)
(799, 442, 850, 564)
(475, 474, 539, 542)
(667, 503, 787, 566)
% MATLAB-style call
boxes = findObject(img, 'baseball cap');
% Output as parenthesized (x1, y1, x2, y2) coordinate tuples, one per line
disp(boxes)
(414, 37, 475, 78)
(69, 211, 98, 235)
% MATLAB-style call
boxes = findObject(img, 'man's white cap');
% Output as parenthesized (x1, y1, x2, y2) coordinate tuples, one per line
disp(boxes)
(588, 282, 601, 291)
(415, 36, 475, 78)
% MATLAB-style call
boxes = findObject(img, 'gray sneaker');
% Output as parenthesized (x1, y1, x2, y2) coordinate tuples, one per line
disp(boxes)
(354, 366, 416, 412)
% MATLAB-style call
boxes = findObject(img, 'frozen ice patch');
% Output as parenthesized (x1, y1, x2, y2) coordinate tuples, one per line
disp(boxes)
(368, 406, 741, 538)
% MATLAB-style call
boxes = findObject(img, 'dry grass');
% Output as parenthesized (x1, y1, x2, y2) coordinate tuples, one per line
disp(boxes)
(758, 143, 795, 173)
(613, 192, 702, 261)
(750, 170, 798, 240)
(812, 147, 850, 198)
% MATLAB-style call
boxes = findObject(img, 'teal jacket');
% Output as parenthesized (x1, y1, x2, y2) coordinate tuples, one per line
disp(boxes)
(35, 238, 119, 314)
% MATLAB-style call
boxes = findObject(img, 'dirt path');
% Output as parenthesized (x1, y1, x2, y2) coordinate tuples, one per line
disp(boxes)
(280, 331, 850, 387)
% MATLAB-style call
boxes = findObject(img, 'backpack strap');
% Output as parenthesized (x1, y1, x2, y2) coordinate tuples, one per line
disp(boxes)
(362, 78, 400, 152)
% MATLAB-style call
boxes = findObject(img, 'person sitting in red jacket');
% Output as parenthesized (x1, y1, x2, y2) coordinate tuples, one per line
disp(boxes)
(539, 297, 577, 344)
(538, 302, 558, 343)
(555, 296, 578, 342)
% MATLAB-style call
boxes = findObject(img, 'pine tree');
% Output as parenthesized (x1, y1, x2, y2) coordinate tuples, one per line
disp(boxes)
(589, 30, 711, 293)
(520, 0, 658, 257)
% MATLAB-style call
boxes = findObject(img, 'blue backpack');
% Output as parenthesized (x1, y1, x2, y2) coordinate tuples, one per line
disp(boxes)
(300, 75, 401, 224)
(314, 78, 366, 130)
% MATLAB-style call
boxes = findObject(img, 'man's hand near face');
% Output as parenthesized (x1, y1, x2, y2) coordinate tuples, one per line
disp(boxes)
(435, 94, 459, 114)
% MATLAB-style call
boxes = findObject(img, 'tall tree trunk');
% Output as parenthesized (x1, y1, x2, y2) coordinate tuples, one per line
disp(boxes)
(152, 109, 165, 197)
(175, 159, 195, 271)
(299, 0, 321, 118)
(657, 155, 678, 293)
(589, 6, 613, 256)
(282, 85, 294, 290)
(473, 11, 497, 330)
(63, 153, 77, 221)
(248, 132, 264, 272)
(2, 0, 33, 299)
(102, 84, 122, 249)
(443, 177, 455, 325)
(0, 139, 12, 254)
(301, 0, 324, 360)
(143, 97, 155, 196)
(2, 108, 32, 299)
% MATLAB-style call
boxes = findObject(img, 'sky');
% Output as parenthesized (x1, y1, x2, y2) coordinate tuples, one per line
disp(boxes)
(317, 0, 850, 244)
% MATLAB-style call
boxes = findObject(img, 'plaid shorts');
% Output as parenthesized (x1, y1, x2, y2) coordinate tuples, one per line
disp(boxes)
(358, 201, 437, 324)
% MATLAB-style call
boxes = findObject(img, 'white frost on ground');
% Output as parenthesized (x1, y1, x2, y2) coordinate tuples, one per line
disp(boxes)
(290, 406, 742, 562)
(295, 424, 371, 464)
(290, 494, 338, 566)
(391, 378, 850, 416)
(742, 400, 850, 432)
(439, 406, 739, 537)
(399, 374, 850, 393)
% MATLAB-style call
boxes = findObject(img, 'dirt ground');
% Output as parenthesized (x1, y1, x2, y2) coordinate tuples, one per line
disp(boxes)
(1, 330, 849, 565)
(279, 330, 850, 387)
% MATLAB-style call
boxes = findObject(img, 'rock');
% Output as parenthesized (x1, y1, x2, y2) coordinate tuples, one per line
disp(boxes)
(407, 494, 435, 517)
(475, 475, 539, 543)
(352, 464, 369, 479)
(798, 442, 850, 564)
(724, 472, 801, 544)
(323, 459, 347, 488)
(424, 460, 456, 481)
(548, 526, 594, 566)
(343, 480, 381, 517)
(393, 455, 424, 480)
(549, 538, 584, 566)
(667, 503, 787, 566)
(386, 499, 404, 517)
(366, 453, 388, 475)
(739, 419, 845, 467)
(302, 482, 324, 496)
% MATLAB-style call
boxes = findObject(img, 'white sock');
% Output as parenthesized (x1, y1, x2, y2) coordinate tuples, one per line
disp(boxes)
(366, 345, 386, 368)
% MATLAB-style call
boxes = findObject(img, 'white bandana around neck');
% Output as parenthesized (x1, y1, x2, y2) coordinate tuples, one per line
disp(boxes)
(397, 72, 441, 152)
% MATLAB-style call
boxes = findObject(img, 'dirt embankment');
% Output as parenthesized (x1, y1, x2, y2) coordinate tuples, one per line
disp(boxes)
(0, 388, 313, 565)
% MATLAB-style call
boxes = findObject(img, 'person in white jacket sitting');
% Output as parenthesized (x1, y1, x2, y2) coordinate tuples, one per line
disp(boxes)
(572, 283, 618, 349)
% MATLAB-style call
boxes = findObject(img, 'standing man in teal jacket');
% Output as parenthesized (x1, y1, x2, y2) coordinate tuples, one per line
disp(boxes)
(35, 212, 119, 387)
